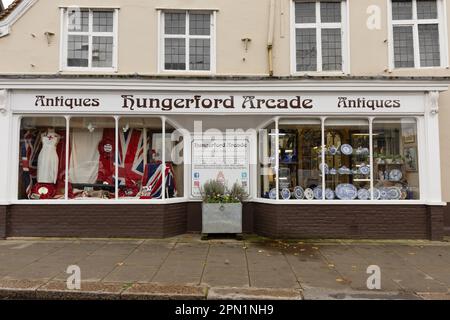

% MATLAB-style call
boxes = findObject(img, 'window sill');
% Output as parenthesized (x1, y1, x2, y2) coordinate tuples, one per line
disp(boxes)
(8, 198, 188, 205)
(253, 198, 432, 205)
(59, 68, 118, 73)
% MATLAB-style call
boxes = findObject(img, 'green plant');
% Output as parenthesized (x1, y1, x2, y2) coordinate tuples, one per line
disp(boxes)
(201, 180, 248, 204)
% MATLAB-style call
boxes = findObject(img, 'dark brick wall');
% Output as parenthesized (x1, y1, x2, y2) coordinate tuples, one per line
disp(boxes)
(428, 205, 445, 240)
(0, 206, 6, 239)
(253, 203, 438, 240)
(7, 203, 187, 239)
(444, 203, 450, 236)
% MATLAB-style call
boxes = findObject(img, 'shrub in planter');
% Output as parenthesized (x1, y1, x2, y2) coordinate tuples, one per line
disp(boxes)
(201, 180, 248, 234)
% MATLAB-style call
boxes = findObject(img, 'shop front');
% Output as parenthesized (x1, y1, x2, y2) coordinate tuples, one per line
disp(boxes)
(0, 79, 446, 240)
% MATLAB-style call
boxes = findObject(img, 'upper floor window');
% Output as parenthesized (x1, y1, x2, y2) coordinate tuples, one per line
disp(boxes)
(61, 8, 118, 71)
(390, 0, 447, 68)
(293, 1, 348, 74)
(160, 11, 215, 72)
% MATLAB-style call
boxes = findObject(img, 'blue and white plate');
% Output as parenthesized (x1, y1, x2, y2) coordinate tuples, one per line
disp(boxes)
(387, 187, 402, 200)
(357, 188, 371, 200)
(371, 188, 381, 200)
(325, 188, 335, 200)
(293, 186, 304, 200)
(338, 166, 351, 175)
(281, 188, 291, 200)
(359, 165, 370, 175)
(329, 145, 338, 155)
(341, 144, 353, 155)
(313, 187, 323, 200)
(389, 169, 403, 182)
(379, 187, 389, 200)
(269, 188, 277, 200)
(319, 163, 329, 174)
(329, 168, 337, 175)
(335, 184, 358, 200)
(304, 188, 314, 200)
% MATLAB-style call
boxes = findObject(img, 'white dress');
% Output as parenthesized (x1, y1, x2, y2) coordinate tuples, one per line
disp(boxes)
(37, 132, 60, 184)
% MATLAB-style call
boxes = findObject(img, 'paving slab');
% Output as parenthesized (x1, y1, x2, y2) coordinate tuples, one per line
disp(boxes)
(302, 286, 421, 300)
(0, 279, 47, 299)
(102, 265, 159, 283)
(202, 266, 249, 287)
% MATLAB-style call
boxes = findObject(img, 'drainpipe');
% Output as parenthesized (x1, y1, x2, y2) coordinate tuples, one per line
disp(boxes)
(267, 0, 275, 77)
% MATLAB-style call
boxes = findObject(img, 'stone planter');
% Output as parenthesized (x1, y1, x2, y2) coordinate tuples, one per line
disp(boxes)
(202, 203, 242, 234)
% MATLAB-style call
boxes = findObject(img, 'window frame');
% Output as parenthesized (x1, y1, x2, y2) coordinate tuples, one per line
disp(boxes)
(158, 10, 217, 74)
(60, 8, 119, 72)
(388, 0, 449, 70)
(257, 116, 424, 202)
(290, 0, 350, 75)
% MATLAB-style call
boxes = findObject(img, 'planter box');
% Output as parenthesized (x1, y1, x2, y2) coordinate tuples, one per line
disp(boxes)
(202, 203, 242, 234)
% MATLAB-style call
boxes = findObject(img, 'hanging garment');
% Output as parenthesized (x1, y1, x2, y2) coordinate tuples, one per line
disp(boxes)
(21, 129, 43, 196)
(97, 128, 115, 185)
(37, 131, 60, 184)
(69, 128, 103, 184)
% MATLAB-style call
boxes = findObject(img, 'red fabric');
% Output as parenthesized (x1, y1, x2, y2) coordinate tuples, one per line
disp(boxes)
(97, 128, 115, 184)
(31, 183, 56, 200)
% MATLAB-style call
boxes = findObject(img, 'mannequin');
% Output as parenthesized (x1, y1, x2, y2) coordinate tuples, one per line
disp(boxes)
(37, 128, 60, 184)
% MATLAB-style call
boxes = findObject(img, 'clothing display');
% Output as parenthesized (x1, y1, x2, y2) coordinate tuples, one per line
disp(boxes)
(37, 131, 60, 184)
(69, 129, 103, 184)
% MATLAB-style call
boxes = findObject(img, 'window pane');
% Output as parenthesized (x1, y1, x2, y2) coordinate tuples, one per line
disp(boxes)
(259, 123, 277, 199)
(68, 9, 89, 32)
(373, 119, 420, 200)
(418, 24, 441, 67)
(18, 117, 67, 200)
(393, 26, 415, 68)
(67, 35, 89, 67)
(166, 121, 184, 198)
(295, 2, 316, 23)
(392, 0, 413, 20)
(69, 117, 116, 200)
(325, 119, 370, 201)
(322, 28, 342, 71)
(320, 2, 341, 23)
(93, 11, 114, 32)
(278, 119, 322, 200)
(417, 0, 437, 19)
(117, 118, 164, 199)
(92, 36, 114, 68)
(189, 13, 211, 36)
(165, 12, 186, 35)
(189, 39, 211, 71)
(165, 38, 186, 70)
(296, 28, 317, 71)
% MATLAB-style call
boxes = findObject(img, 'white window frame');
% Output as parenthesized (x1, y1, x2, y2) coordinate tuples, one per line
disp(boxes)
(388, 0, 449, 70)
(158, 10, 216, 74)
(290, 0, 350, 75)
(60, 8, 119, 72)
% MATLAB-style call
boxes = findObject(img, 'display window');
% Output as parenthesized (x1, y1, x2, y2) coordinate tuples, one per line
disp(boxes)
(17, 116, 185, 201)
(18, 117, 67, 200)
(259, 117, 421, 201)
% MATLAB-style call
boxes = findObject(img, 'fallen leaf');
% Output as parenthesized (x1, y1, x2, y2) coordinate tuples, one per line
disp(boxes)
(336, 278, 344, 282)
(408, 252, 416, 255)
(328, 264, 335, 268)
(258, 250, 264, 253)
(312, 247, 319, 250)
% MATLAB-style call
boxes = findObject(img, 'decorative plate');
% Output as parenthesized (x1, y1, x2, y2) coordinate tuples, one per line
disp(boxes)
(304, 188, 314, 200)
(371, 188, 381, 200)
(387, 187, 402, 200)
(281, 188, 291, 200)
(357, 188, 371, 200)
(341, 144, 353, 155)
(293, 186, 304, 200)
(329, 145, 338, 155)
(269, 188, 277, 200)
(319, 163, 329, 174)
(325, 188, 335, 200)
(329, 168, 337, 175)
(379, 187, 389, 200)
(335, 184, 358, 200)
(389, 169, 403, 182)
(313, 187, 323, 200)
(338, 166, 351, 175)
(359, 165, 370, 175)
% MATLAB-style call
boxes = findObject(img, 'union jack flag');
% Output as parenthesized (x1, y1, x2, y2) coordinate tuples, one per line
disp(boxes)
(117, 128, 146, 187)
(142, 163, 177, 199)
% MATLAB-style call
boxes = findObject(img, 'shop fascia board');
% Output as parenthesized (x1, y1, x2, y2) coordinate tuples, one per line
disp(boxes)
(0, 78, 448, 92)
(0, 0, 37, 38)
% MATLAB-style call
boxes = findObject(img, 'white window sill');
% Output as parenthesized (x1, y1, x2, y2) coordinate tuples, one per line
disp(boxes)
(8, 198, 188, 205)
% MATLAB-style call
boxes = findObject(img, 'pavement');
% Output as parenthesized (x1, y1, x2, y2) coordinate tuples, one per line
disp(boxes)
(0, 235, 449, 300)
